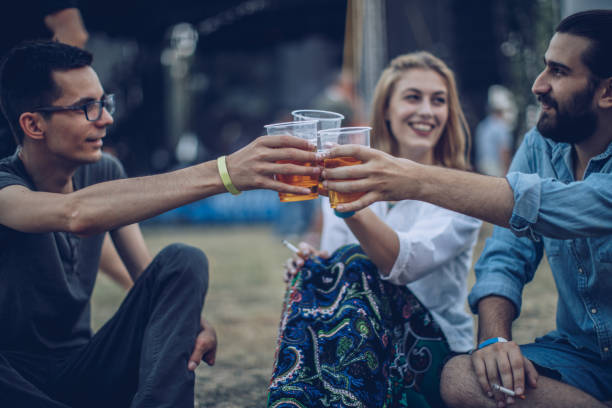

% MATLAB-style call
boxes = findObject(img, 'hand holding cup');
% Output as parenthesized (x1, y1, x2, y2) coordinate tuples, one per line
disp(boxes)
(264, 120, 320, 202)
(225, 134, 319, 195)
(318, 127, 371, 209)
(320, 144, 419, 212)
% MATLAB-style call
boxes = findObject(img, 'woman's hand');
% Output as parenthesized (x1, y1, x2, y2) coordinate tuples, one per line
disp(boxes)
(283, 242, 329, 283)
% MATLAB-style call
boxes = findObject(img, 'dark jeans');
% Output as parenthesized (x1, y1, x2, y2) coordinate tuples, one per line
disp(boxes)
(0, 243, 209, 408)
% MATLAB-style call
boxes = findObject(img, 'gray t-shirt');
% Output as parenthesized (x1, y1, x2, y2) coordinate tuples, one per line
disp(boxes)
(0, 151, 126, 352)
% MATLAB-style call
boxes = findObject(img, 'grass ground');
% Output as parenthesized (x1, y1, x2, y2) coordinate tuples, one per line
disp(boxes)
(90, 223, 557, 407)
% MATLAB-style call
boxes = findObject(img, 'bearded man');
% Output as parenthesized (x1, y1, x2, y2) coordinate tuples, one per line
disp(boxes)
(317, 9, 612, 408)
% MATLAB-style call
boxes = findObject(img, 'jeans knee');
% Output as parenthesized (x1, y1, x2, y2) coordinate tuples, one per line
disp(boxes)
(157, 243, 209, 295)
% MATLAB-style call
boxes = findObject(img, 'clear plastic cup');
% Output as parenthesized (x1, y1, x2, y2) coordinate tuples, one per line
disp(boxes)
(264, 120, 319, 202)
(291, 109, 345, 135)
(318, 127, 371, 208)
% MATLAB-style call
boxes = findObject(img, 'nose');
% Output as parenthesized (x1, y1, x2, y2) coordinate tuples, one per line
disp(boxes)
(416, 99, 433, 117)
(95, 106, 114, 127)
(531, 70, 550, 96)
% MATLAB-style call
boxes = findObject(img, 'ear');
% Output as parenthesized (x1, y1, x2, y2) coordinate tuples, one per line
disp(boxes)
(18, 112, 46, 141)
(597, 77, 612, 109)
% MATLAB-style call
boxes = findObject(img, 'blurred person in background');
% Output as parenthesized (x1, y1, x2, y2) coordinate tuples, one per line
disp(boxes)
(0, 40, 320, 407)
(320, 9, 612, 407)
(311, 69, 366, 126)
(268, 51, 481, 408)
(474, 84, 517, 176)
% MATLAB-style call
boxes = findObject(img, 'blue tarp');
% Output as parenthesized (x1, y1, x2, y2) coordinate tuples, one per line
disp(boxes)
(150, 189, 282, 223)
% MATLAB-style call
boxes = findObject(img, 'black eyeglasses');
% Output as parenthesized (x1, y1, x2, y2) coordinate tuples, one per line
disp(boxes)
(33, 94, 115, 122)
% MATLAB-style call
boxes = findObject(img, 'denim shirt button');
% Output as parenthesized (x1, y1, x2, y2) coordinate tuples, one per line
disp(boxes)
(578, 268, 583, 274)
(591, 308, 598, 314)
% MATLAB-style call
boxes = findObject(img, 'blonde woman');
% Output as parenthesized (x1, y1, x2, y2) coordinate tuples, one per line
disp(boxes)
(269, 52, 481, 408)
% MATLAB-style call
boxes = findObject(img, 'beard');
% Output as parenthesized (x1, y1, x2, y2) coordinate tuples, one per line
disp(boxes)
(536, 83, 598, 144)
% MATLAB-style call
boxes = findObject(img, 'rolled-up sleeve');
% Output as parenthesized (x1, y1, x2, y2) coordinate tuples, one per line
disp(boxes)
(468, 226, 543, 317)
(507, 170, 612, 240)
(470, 129, 545, 316)
(506, 172, 542, 241)
(382, 209, 481, 285)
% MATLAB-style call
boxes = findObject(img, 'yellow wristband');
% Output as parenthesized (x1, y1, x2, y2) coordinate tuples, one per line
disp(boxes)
(217, 156, 241, 195)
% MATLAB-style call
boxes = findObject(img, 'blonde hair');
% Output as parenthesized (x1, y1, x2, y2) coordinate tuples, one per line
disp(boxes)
(370, 51, 471, 170)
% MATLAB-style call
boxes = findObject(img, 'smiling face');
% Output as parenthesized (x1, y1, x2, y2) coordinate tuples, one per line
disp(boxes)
(40, 66, 113, 165)
(385, 69, 449, 163)
(532, 33, 599, 144)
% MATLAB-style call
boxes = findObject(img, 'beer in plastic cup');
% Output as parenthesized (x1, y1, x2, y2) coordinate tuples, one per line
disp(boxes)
(291, 110, 344, 195)
(264, 120, 319, 202)
(318, 127, 371, 208)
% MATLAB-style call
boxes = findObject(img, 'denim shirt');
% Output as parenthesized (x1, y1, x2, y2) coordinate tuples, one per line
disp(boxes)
(469, 128, 612, 361)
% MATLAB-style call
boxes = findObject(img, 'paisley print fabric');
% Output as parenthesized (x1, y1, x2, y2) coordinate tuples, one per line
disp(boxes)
(268, 244, 451, 408)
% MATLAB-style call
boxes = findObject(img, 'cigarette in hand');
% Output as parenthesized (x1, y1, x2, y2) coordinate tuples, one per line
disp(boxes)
(282, 239, 299, 254)
(492, 383, 526, 400)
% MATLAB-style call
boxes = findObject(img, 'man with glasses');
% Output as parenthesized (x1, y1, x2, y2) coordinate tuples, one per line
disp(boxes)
(0, 41, 319, 407)
(33, 93, 116, 121)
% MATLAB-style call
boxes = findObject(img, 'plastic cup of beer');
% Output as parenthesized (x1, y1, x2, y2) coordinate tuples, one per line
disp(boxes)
(319, 127, 371, 208)
(291, 110, 345, 142)
(292, 110, 344, 194)
(264, 120, 319, 202)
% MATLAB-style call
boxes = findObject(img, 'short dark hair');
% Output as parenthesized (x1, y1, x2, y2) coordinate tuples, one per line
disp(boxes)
(0, 41, 93, 145)
(556, 9, 612, 79)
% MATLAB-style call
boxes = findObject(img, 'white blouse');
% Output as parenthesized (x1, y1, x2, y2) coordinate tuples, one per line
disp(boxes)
(320, 198, 482, 352)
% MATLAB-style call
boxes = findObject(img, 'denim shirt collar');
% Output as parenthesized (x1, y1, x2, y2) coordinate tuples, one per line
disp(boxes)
(549, 139, 612, 181)
(593, 139, 612, 161)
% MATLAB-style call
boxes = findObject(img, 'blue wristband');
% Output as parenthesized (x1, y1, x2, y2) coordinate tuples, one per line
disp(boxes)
(478, 337, 508, 350)
(334, 209, 355, 219)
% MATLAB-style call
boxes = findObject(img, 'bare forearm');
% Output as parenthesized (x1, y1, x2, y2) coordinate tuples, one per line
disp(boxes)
(2, 135, 320, 235)
(476, 295, 516, 342)
(413, 164, 514, 228)
(69, 161, 223, 235)
(344, 209, 399, 275)
(322, 146, 515, 227)
(100, 233, 133, 290)
(110, 224, 152, 281)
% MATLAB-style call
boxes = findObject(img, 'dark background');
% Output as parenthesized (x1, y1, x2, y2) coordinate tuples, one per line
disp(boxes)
(2, 0, 564, 175)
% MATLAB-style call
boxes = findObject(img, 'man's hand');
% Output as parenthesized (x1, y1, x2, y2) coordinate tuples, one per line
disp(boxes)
(188, 317, 217, 371)
(471, 341, 538, 406)
(226, 135, 319, 194)
(319, 145, 419, 212)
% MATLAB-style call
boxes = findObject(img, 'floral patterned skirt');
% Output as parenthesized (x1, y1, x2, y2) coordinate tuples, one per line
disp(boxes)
(268, 244, 452, 408)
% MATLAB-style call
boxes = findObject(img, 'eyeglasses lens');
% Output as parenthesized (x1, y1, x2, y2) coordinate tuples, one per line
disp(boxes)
(86, 95, 115, 121)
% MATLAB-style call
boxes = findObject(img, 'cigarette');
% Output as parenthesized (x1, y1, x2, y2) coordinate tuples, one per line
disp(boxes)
(492, 384, 526, 399)
(281, 239, 299, 254)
